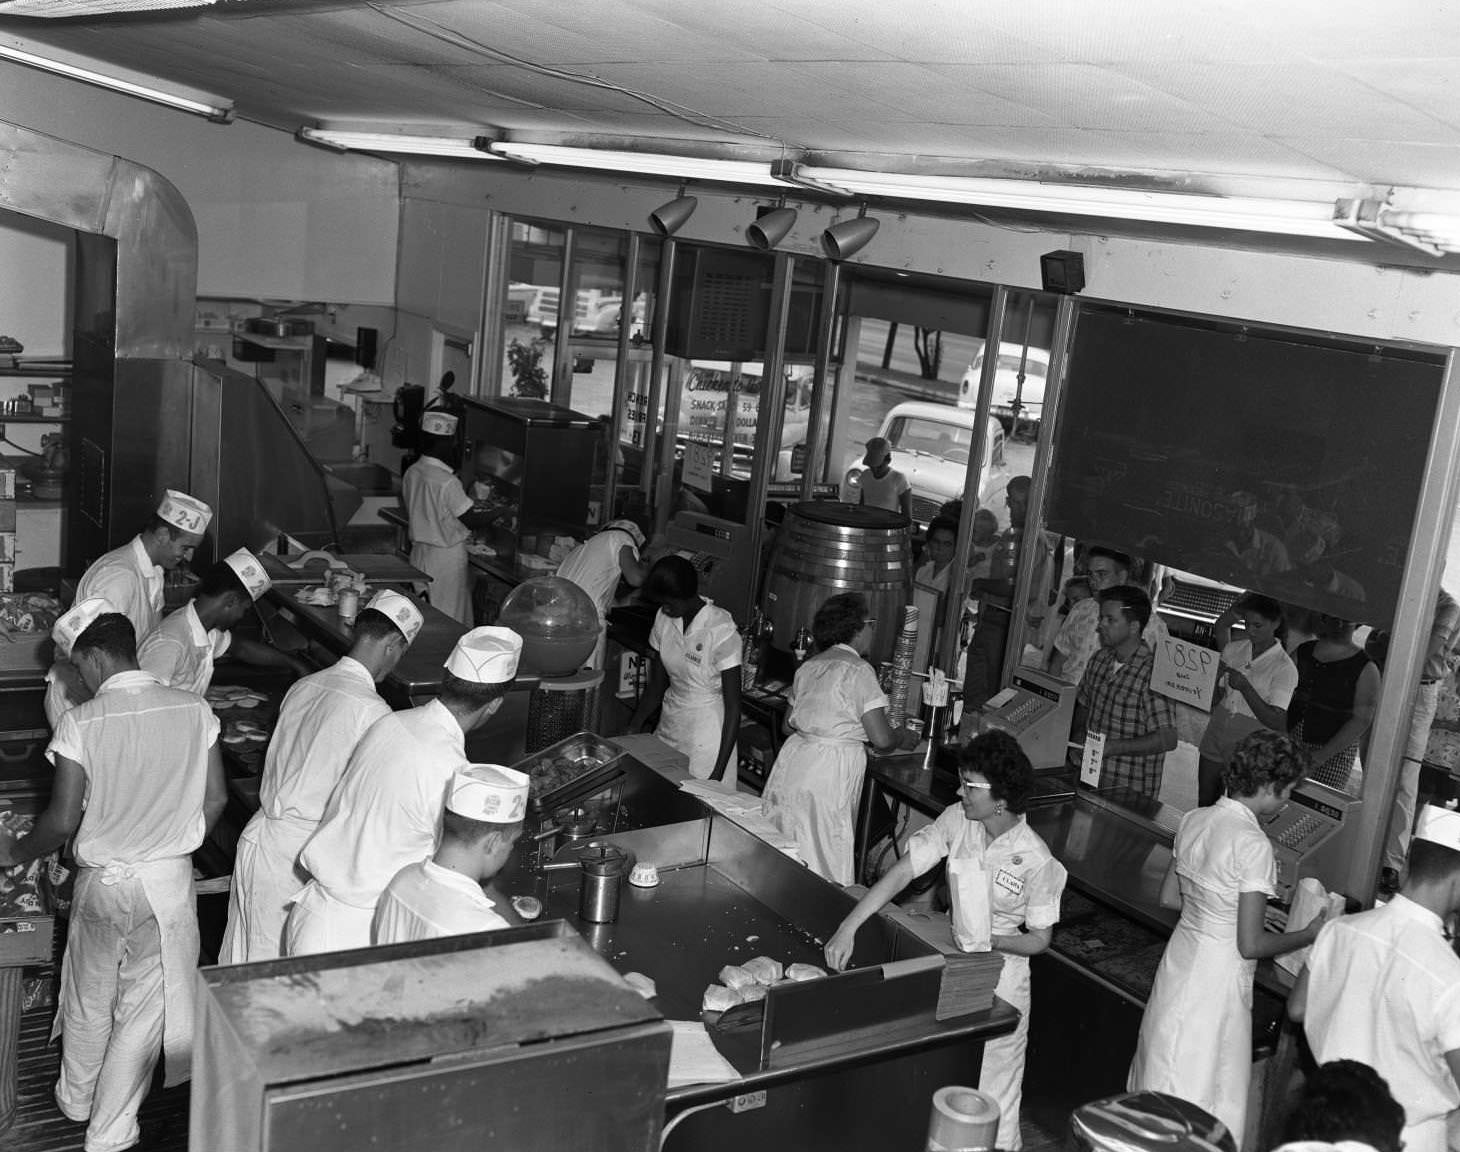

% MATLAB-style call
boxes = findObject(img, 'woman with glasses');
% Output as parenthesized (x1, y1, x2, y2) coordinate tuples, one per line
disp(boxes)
(824, 730, 1066, 1151)
(762, 593, 914, 884)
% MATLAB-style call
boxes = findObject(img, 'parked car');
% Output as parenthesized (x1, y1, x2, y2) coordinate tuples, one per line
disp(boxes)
(958, 341, 1050, 429)
(841, 400, 1008, 527)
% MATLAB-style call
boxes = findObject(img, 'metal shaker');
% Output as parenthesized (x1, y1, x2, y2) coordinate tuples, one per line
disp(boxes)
(578, 844, 628, 923)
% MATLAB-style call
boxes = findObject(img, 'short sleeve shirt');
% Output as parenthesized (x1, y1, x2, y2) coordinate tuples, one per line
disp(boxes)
(786, 645, 888, 744)
(75, 536, 165, 641)
(137, 601, 232, 695)
(907, 806, 1067, 935)
(1077, 642, 1177, 795)
(1217, 638, 1299, 721)
(402, 455, 473, 548)
(857, 468, 910, 513)
(649, 599, 741, 681)
(373, 860, 512, 944)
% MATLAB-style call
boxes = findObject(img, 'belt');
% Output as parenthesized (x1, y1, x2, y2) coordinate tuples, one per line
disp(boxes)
(1421, 677, 1443, 685)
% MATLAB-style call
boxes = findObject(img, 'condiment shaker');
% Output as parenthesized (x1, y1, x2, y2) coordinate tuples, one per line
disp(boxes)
(578, 844, 628, 923)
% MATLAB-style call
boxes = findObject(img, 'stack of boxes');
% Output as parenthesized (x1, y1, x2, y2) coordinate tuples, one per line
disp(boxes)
(0, 466, 13, 592)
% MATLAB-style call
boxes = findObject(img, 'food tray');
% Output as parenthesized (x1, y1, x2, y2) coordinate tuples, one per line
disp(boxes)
(511, 731, 627, 815)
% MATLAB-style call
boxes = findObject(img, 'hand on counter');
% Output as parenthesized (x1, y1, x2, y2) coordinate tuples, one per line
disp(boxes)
(824, 924, 857, 972)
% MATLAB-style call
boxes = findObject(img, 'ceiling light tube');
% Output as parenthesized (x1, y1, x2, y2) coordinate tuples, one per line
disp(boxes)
(489, 142, 797, 188)
(297, 128, 502, 159)
(0, 35, 232, 122)
(796, 166, 1365, 242)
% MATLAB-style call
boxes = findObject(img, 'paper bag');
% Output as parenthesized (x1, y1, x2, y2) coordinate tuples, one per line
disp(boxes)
(1275, 877, 1344, 976)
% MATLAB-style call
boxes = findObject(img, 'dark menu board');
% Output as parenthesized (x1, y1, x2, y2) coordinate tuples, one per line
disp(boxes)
(1048, 307, 1446, 627)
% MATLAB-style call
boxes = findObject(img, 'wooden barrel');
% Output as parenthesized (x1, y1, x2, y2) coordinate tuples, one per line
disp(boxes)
(763, 501, 910, 665)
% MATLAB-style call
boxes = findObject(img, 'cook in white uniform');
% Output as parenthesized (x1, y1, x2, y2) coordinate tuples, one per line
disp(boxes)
(0, 602, 225, 1152)
(762, 592, 914, 884)
(629, 555, 741, 787)
(137, 547, 305, 696)
(401, 411, 500, 625)
(285, 626, 522, 955)
(1291, 803, 1460, 1152)
(373, 763, 528, 944)
(219, 590, 424, 964)
(45, 488, 211, 726)
(825, 731, 1066, 1151)
(555, 518, 650, 670)
(1128, 731, 1323, 1140)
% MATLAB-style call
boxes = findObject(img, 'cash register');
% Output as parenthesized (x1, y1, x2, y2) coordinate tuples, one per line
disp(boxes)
(665, 510, 756, 624)
(978, 668, 1078, 770)
(1261, 777, 1363, 904)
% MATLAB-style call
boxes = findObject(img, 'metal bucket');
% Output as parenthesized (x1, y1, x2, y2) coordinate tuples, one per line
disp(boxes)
(762, 501, 910, 665)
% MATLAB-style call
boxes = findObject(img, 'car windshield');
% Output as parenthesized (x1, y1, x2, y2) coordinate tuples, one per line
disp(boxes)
(888, 416, 973, 465)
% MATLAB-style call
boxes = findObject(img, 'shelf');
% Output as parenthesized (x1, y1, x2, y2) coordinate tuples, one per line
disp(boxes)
(236, 333, 315, 351)
(0, 368, 70, 379)
(0, 414, 67, 423)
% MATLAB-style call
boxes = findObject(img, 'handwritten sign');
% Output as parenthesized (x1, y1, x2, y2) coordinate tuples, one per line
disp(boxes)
(683, 441, 715, 493)
(1151, 636, 1221, 712)
(1079, 732, 1106, 788)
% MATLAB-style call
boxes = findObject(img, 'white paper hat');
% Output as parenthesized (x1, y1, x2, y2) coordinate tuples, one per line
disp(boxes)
(447, 764, 530, 823)
(444, 626, 522, 683)
(156, 489, 213, 534)
(52, 597, 112, 658)
(420, 411, 459, 437)
(1415, 803, 1460, 853)
(365, 589, 424, 644)
(222, 548, 271, 601)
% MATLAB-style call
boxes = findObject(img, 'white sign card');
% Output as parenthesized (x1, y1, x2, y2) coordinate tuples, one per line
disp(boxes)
(1151, 635, 1221, 712)
(683, 441, 715, 493)
(1079, 732, 1105, 788)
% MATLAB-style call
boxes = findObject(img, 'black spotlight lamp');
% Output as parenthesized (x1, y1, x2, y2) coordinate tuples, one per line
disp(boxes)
(649, 184, 698, 236)
(822, 204, 881, 260)
(747, 199, 798, 250)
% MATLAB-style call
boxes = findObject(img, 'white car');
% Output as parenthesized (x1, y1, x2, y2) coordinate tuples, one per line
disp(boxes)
(841, 400, 1008, 527)
(959, 342, 1050, 428)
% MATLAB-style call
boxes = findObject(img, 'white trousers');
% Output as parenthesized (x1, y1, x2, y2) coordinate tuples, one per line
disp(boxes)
(981, 953, 1032, 1152)
(1385, 680, 1442, 872)
(411, 541, 471, 625)
(283, 880, 376, 956)
(219, 812, 312, 965)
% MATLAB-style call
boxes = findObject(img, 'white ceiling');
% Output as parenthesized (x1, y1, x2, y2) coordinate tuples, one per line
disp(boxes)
(4, 0, 1460, 234)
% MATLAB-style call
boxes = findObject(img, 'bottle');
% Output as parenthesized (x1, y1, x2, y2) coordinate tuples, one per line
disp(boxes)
(792, 626, 813, 666)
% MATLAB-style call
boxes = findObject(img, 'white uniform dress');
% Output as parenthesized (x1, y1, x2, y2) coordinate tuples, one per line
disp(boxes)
(650, 598, 740, 786)
(762, 645, 887, 884)
(1127, 797, 1276, 1140)
(907, 806, 1067, 1152)
(287, 699, 468, 955)
(556, 525, 640, 669)
(47, 670, 218, 1152)
(136, 601, 232, 696)
(46, 537, 166, 725)
(1303, 895, 1460, 1152)
(219, 657, 390, 964)
(402, 455, 473, 624)
(373, 860, 513, 944)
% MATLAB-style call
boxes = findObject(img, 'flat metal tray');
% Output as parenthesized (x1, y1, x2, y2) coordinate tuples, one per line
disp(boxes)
(513, 732, 627, 815)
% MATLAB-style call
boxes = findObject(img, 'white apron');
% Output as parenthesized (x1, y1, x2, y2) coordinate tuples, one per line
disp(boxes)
(762, 732, 865, 885)
(54, 858, 198, 1087)
(219, 811, 313, 965)
(411, 540, 471, 625)
(657, 680, 736, 789)
(283, 879, 376, 956)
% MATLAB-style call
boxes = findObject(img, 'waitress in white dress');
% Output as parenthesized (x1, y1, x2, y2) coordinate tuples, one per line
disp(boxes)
(825, 731, 1067, 1151)
(629, 555, 741, 787)
(1128, 730, 1326, 1141)
(762, 592, 914, 884)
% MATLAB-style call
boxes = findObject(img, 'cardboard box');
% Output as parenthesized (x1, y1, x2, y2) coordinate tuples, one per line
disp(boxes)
(0, 915, 54, 965)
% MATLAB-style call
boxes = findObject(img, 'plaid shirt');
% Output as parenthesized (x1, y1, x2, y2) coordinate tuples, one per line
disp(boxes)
(1077, 642, 1176, 795)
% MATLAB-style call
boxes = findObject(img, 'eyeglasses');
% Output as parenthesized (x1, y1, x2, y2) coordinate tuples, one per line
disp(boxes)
(863, 617, 877, 627)
(958, 779, 993, 792)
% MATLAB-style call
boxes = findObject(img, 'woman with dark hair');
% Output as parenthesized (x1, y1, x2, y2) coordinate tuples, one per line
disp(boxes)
(824, 730, 1066, 1150)
(1129, 730, 1326, 1140)
(629, 555, 742, 787)
(761, 593, 914, 884)
(1286, 614, 1381, 792)
(1197, 593, 1299, 806)
(1275, 1060, 1405, 1152)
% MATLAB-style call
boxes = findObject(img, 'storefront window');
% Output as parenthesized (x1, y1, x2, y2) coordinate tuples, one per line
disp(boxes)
(501, 221, 564, 399)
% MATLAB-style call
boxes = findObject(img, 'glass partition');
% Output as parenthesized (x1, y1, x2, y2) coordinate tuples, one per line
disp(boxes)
(501, 222, 565, 398)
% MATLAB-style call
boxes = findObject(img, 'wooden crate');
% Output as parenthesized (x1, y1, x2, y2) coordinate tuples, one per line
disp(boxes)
(0, 915, 52, 965)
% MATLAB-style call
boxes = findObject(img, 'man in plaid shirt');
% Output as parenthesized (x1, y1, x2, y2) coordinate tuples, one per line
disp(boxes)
(1071, 585, 1178, 795)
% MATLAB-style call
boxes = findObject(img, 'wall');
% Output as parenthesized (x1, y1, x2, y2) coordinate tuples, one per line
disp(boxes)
(1, 62, 400, 304)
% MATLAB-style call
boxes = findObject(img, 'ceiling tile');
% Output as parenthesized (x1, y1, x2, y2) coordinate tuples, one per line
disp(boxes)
(1275, 137, 1460, 189)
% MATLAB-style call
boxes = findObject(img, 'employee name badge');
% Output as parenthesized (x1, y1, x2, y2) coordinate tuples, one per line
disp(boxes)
(1080, 732, 1106, 788)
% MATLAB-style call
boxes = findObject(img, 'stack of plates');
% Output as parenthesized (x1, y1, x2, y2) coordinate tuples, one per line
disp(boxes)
(934, 951, 1004, 1021)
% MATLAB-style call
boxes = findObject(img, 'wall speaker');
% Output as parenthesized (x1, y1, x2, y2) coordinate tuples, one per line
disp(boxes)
(1040, 250, 1086, 295)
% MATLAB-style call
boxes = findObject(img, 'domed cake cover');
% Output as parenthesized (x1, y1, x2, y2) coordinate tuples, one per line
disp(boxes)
(497, 575, 600, 675)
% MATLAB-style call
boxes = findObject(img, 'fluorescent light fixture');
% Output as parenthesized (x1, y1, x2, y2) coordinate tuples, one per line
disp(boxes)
(0, 35, 232, 121)
(793, 165, 1366, 242)
(1333, 195, 1460, 256)
(488, 142, 795, 188)
(298, 128, 502, 159)
(771, 159, 854, 197)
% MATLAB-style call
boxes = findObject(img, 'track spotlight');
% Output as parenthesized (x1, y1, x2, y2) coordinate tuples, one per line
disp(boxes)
(649, 186, 698, 236)
(822, 206, 881, 260)
(747, 205, 798, 250)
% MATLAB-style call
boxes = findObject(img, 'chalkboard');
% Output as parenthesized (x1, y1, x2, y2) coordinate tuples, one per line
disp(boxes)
(1047, 307, 1446, 627)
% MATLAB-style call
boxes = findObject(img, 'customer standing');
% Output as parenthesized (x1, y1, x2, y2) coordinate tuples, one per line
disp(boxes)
(844, 436, 913, 521)
(761, 593, 914, 884)
(1286, 614, 1381, 792)
(629, 555, 742, 788)
(825, 731, 1066, 1152)
(0, 606, 224, 1152)
(1128, 731, 1324, 1139)
(1196, 595, 1299, 807)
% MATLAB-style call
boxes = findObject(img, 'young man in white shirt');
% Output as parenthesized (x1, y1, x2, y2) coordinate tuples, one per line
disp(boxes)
(373, 763, 528, 944)
(0, 603, 224, 1152)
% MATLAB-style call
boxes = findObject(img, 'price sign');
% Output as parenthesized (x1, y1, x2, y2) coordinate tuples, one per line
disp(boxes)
(683, 441, 714, 493)
(1151, 635, 1221, 712)
(1079, 732, 1106, 788)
